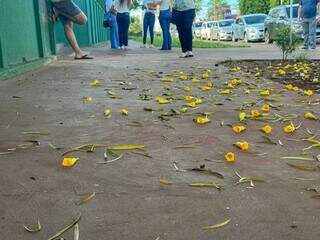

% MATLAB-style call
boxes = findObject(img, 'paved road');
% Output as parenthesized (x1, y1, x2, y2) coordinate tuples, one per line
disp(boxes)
(0, 45, 319, 240)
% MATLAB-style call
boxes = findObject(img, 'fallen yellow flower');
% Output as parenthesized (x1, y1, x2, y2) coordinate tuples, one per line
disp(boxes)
(225, 152, 235, 162)
(260, 90, 270, 96)
(220, 89, 232, 94)
(83, 96, 92, 103)
(207, 82, 214, 88)
(192, 77, 202, 83)
(184, 86, 192, 92)
(283, 123, 296, 133)
(121, 109, 129, 115)
(261, 104, 270, 113)
(261, 124, 272, 134)
(245, 89, 251, 94)
(230, 67, 241, 72)
(305, 112, 316, 120)
(278, 69, 286, 75)
(292, 86, 299, 92)
(185, 102, 197, 108)
(161, 77, 174, 82)
(163, 85, 172, 90)
(201, 85, 212, 91)
(90, 79, 101, 86)
(103, 109, 112, 118)
(230, 78, 242, 85)
(194, 98, 203, 104)
(185, 95, 195, 101)
(194, 116, 210, 124)
(179, 74, 188, 80)
(235, 141, 249, 151)
(239, 112, 247, 121)
(155, 97, 169, 104)
(286, 84, 294, 90)
(304, 89, 313, 96)
(62, 157, 79, 167)
(251, 109, 260, 118)
(109, 145, 145, 150)
(202, 72, 209, 79)
(232, 125, 246, 134)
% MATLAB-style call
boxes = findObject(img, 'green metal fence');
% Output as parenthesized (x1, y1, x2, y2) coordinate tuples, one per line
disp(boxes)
(55, 0, 109, 47)
(0, 0, 55, 71)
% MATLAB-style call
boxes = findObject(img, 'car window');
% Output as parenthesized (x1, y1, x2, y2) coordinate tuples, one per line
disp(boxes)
(194, 22, 202, 28)
(270, 9, 279, 18)
(285, 6, 298, 18)
(219, 20, 234, 27)
(244, 15, 266, 25)
(207, 22, 214, 28)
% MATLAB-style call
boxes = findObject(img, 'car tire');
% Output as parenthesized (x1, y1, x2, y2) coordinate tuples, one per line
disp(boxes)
(232, 33, 237, 42)
(265, 29, 272, 44)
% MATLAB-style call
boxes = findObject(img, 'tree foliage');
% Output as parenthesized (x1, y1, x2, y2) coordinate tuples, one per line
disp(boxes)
(207, 0, 230, 20)
(239, 0, 300, 15)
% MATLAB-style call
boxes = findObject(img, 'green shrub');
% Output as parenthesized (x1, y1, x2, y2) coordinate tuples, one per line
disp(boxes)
(274, 26, 301, 61)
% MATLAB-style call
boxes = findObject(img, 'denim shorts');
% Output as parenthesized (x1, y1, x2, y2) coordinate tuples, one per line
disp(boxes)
(52, 0, 82, 25)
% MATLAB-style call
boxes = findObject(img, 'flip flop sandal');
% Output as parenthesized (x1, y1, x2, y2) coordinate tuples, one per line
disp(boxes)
(74, 55, 94, 60)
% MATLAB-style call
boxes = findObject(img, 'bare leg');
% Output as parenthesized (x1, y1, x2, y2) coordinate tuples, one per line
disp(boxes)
(54, 7, 87, 25)
(64, 22, 83, 58)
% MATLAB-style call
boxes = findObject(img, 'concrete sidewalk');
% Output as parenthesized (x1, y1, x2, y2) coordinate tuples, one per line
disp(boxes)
(0, 44, 319, 240)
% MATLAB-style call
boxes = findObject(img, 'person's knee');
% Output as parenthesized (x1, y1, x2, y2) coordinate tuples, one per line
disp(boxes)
(75, 13, 87, 25)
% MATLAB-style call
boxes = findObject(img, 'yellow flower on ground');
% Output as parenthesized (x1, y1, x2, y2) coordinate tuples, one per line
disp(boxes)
(255, 72, 261, 77)
(292, 86, 299, 92)
(192, 77, 202, 83)
(232, 125, 246, 133)
(103, 109, 112, 118)
(245, 89, 251, 94)
(251, 109, 260, 118)
(161, 77, 174, 82)
(278, 69, 286, 75)
(90, 79, 101, 86)
(194, 98, 203, 104)
(230, 78, 242, 85)
(184, 86, 192, 92)
(201, 85, 212, 91)
(155, 97, 169, 104)
(305, 112, 316, 120)
(179, 74, 188, 80)
(283, 123, 296, 133)
(83, 96, 92, 103)
(207, 82, 214, 88)
(202, 72, 209, 79)
(230, 67, 241, 72)
(261, 104, 270, 113)
(185, 95, 195, 101)
(239, 112, 247, 121)
(62, 157, 79, 167)
(163, 85, 172, 90)
(121, 109, 129, 115)
(260, 90, 270, 96)
(235, 141, 249, 151)
(194, 116, 210, 124)
(220, 89, 232, 94)
(185, 102, 197, 108)
(261, 124, 272, 134)
(227, 83, 234, 88)
(225, 152, 236, 162)
(304, 89, 313, 96)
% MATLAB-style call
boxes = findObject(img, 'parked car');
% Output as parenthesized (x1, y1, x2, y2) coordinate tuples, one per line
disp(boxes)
(232, 14, 267, 42)
(193, 22, 203, 39)
(200, 21, 215, 40)
(264, 4, 320, 43)
(211, 19, 234, 41)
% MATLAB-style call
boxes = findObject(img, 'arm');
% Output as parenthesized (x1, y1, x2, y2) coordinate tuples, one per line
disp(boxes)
(127, 0, 133, 10)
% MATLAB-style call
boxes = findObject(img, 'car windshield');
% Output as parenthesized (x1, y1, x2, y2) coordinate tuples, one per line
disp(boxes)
(244, 15, 266, 25)
(285, 6, 299, 18)
(194, 22, 202, 28)
(219, 20, 233, 27)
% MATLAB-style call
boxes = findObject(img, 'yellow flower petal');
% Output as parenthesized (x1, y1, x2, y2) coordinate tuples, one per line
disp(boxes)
(305, 112, 316, 120)
(83, 96, 92, 103)
(90, 79, 101, 86)
(225, 152, 235, 162)
(251, 109, 260, 118)
(232, 125, 246, 134)
(201, 86, 212, 91)
(286, 84, 294, 90)
(260, 90, 270, 96)
(278, 69, 286, 75)
(235, 141, 249, 151)
(304, 89, 313, 97)
(239, 112, 247, 121)
(103, 109, 112, 118)
(155, 97, 169, 104)
(179, 74, 188, 80)
(261, 104, 270, 113)
(62, 157, 79, 167)
(185, 95, 195, 101)
(121, 109, 129, 115)
(283, 123, 296, 133)
(220, 89, 232, 94)
(184, 86, 192, 92)
(261, 124, 272, 134)
(194, 116, 210, 124)
(185, 102, 197, 108)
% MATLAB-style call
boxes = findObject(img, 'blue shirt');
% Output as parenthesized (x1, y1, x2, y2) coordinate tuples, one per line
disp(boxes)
(299, 0, 319, 18)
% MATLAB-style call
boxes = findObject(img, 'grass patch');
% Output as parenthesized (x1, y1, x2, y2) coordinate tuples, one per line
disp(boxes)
(129, 35, 248, 49)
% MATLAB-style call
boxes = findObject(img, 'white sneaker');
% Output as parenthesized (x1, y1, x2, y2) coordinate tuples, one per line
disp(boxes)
(149, 44, 154, 48)
(187, 51, 194, 57)
(140, 44, 147, 48)
(179, 52, 188, 58)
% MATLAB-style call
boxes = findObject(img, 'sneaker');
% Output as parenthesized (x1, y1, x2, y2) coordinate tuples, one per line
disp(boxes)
(120, 46, 125, 50)
(179, 52, 188, 58)
(187, 51, 194, 57)
(149, 44, 154, 48)
(140, 44, 147, 48)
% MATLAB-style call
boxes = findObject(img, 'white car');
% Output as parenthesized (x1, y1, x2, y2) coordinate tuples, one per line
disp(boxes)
(200, 21, 214, 40)
(193, 22, 203, 38)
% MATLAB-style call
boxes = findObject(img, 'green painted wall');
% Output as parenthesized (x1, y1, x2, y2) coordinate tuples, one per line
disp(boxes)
(55, 0, 109, 47)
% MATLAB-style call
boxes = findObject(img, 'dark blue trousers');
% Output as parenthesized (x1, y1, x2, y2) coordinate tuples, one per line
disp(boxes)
(117, 12, 130, 47)
(159, 9, 172, 50)
(172, 9, 195, 52)
(143, 12, 156, 44)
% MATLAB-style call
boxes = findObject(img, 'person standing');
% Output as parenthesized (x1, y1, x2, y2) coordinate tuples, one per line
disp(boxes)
(298, 0, 320, 50)
(158, 0, 172, 50)
(141, 0, 157, 48)
(115, 0, 133, 50)
(106, 0, 120, 49)
(50, 0, 93, 59)
(171, 0, 195, 57)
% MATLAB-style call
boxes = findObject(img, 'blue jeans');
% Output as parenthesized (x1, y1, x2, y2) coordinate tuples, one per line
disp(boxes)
(159, 9, 172, 50)
(173, 9, 195, 52)
(117, 12, 130, 47)
(302, 17, 317, 49)
(143, 12, 156, 44)
(109, 13, 119, 49)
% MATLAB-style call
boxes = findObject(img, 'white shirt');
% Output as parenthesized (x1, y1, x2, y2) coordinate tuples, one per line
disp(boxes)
(105, 0, 114, 12)
(114, 0, 131, 13)
(159, 0, 171, 10)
